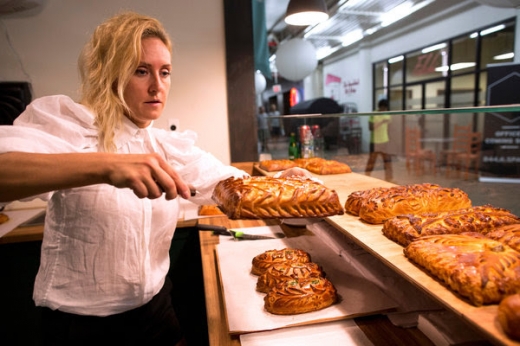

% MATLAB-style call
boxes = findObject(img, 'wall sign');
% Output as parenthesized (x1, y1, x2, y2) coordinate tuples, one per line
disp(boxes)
(480, 63, 520, 183)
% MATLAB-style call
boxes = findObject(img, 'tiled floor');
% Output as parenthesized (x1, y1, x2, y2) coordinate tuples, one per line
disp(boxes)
(262, 138, 520, 216)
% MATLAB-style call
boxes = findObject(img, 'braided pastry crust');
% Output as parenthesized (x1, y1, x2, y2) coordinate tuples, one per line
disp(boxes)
(382, 205, 520, 247)
(256, 262, 323, 293)
(212, 176, 344, 219)
(251, 248, 311, 276)
(264, 277, 337, 315)
(404, 233, 520, 306)
(345, 183, 471, 224)
(486, 223, 520, 253)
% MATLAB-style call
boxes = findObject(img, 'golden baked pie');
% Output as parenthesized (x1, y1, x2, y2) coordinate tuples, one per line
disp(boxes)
(264, 276, 337, 315)
(485, 223, 520, 252)
(404, 233, 520, 306)
(0, 212, 9, 225)
(251, 248, 311, 276)
(382, 205, 520, 247)
(306, 159, 351, 175)
(256, 262, 323, 293)
(345, 183, 472, 224)
(259, 159, 297, 172)
(212, 176, 344, 219)
(294, 157, 325, 169)
(498, 293, 520, 341)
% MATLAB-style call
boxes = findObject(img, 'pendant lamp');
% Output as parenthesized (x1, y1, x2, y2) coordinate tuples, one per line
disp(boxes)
(285, 0, 329, 26)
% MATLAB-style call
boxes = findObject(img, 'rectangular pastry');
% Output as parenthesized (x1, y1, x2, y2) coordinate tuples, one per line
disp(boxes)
(294, 157, 351, 175)
(382, 205, 520, 247)
(345, 183, 472, 224)
(211, 176, 344, 219)
(259, 159, 297, 172)
(404, 233, 520, 306)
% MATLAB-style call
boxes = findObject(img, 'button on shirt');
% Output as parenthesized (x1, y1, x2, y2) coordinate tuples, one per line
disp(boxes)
(0, 95, 245, 316)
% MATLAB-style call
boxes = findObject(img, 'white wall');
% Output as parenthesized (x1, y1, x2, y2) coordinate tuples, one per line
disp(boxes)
(0, 0, 232, 163)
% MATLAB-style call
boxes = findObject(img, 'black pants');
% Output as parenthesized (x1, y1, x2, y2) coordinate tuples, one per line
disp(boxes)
(41, 277, 184, 346)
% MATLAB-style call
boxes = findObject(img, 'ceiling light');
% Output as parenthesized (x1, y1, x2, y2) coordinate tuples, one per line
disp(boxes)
(422, 43, 447, 54)
(494, 52, 515, 60)
(480, 24, 506, 36)
(341, 29, 363, 47)
(388, 55, 404, 64)
(434, 62, 476, 72)
(285, 0, 329, 26)
(380, 1, 413, 27)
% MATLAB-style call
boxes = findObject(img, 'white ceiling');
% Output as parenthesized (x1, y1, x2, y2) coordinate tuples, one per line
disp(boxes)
(263, 0, 501, 60)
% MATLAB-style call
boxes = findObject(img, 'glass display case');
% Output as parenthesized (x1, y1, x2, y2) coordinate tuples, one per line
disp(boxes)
(260, 104, 520, 216)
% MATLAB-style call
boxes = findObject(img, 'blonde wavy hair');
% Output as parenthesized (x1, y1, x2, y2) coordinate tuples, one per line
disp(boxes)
(78, 11, 172, 152)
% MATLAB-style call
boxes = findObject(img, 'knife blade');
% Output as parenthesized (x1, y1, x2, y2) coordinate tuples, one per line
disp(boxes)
(229, 230, 285, 240)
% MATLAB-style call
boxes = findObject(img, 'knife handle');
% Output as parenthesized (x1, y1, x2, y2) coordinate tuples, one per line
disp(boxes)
(197, 224, 230, 235)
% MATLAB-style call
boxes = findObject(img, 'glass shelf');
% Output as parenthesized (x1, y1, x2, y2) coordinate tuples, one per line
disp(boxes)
(259, 104, 520, 215)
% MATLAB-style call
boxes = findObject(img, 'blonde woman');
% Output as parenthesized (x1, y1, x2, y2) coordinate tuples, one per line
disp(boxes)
(0, 12, 308, 345)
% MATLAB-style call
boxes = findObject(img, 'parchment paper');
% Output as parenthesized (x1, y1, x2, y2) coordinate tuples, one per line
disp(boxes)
(216, 226, 398, 334)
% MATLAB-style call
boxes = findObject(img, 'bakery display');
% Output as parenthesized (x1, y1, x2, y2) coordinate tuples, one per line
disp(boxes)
(259, 159, 297, 172)
(345, 183, 472, 224)
(485, 223, 520, 252)
(382, 205, 520, 247)
(263, 277, 338, 315)
(498, 293, 520, 341)
(404, 233, 520, 306)
(251, 248, 311, 276)
(0, 212, 9, 225)
(212, 176, 344, 219)
(256, 262, 324, 293)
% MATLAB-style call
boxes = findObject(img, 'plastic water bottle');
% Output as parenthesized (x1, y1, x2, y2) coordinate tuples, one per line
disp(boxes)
(302, 129, 314, 158)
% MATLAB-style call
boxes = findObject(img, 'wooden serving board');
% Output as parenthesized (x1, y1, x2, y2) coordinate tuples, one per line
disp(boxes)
(314, 172, 519, 346)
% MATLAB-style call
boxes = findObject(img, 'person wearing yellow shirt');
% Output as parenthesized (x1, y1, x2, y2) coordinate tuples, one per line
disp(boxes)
(365, 99, 393, 182)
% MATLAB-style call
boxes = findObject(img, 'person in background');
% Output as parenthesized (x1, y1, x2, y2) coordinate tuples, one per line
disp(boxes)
(257, 105, 270, 152)
(0, 11, 309, 346)
(268, 103, 282, 139)
(365, 99, 393, 182)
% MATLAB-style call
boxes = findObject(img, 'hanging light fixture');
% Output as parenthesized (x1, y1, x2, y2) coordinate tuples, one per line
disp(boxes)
(285, 0, 329, 26)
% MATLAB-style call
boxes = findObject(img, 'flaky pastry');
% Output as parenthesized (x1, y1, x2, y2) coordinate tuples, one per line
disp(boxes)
(382, 205, 520, 247)
(264, 277, 337, 315)
(212, 176, 344, 219)
(259, 159, 297, 172)
(256, 262, 323, 293)
(404, 233, 520, 306)
(251, 248, 311, 276)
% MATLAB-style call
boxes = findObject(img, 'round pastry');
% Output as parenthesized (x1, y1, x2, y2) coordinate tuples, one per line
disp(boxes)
(264, 277, 337, 315)
(251, 248, 311, 276)
(256, 261, 323, 293)
(498, 293, 520, 341)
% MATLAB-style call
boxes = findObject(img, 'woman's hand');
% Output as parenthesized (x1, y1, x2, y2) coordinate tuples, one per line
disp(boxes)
(105, 152, 191, 200)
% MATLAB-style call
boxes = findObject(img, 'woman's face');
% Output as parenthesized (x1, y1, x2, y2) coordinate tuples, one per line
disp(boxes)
(124, 37, 171, 128)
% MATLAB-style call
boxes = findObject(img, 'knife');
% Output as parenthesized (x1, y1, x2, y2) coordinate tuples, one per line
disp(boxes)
(229, 230, 285, 240)
(197, 224, 232, 236)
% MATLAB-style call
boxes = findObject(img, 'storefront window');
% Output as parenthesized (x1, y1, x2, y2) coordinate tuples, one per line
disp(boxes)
(480, 21, 515, 69)
(406, 44, 446, 84)
(374, 62, 386, 88)
(451, 35, 477, 76)
(451, 74, 476, 107)
(388, 56, 403, 86)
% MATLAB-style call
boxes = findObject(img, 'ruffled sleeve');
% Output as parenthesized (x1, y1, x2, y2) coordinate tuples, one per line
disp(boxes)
(153, 128, 248, 205)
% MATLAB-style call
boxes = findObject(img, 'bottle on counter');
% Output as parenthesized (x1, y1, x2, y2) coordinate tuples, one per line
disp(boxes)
(288, 132, 299, 160)
(301, 128, 314, 158)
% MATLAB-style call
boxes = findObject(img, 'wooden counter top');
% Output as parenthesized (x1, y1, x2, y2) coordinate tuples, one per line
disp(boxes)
(197, 215, 433, 346)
